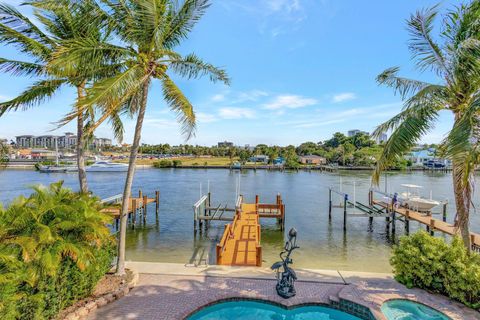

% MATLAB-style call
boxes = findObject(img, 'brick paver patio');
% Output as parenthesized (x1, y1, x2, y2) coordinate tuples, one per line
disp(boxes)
(86, 265, 480, 320)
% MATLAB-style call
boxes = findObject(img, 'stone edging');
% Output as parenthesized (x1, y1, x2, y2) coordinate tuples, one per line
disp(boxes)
(62, 270, 139, 320)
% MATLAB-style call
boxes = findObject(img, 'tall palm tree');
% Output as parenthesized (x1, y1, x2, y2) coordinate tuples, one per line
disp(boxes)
(51, 0, 230, 274)
(0, 0, 120, 193)
(372, 2, 480, 250)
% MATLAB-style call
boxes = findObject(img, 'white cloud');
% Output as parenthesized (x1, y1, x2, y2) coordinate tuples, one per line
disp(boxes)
(211, 94, 225, 102)
(332, 92, 357, 103)
(263, 94, 317, 110)
(196, 112, 218, 123)
(234, 90, 269, 103)
(218, 107, 256, 119)
(266, 0, 301, 13)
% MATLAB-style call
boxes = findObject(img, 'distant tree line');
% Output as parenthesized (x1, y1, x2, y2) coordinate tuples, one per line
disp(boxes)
(137, 132, 409, 168)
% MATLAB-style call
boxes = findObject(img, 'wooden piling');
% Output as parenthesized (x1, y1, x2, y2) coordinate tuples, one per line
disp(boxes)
(442, 202, 447, 222)
(343, 194, 347, 231)
(132, 199, 137, 227)
(155, 191, 160, 215)
(430, 220, 435, 236)
(328, 188, 332, 220)
(143, 195, 148, 223)
(405, 210, 410, 235)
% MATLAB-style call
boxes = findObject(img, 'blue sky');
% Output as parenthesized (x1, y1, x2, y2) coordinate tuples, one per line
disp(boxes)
(0, 0, 458, 146)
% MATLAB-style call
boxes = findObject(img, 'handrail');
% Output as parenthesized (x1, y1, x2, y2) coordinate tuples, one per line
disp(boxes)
(101, 194, 123, 204)
(235, 195, 243, 210)
(193, 195, 208, 209)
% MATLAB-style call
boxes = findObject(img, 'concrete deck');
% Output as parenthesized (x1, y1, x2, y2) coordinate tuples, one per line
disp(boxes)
(86, 262, 480, 320)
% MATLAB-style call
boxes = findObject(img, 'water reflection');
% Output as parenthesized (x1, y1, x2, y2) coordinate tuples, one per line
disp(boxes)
(0, 169, 478, 272)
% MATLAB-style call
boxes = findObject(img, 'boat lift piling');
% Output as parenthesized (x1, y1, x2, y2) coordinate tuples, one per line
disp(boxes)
(328, 185, 480, 252)
(101, 189, 160, 229)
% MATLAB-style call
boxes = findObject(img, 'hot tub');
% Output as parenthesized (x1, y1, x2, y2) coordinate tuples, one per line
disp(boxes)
(381, 299, 450, 320)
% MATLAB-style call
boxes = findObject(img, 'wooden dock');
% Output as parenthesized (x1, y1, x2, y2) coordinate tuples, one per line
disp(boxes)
(214, 194, 285, 267)
(101, 189, 159, 228)
(328, 187, 480, 252)
(372, 198, 480, 249)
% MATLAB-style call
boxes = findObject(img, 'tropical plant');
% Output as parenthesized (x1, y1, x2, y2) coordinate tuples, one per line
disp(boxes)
(0, 181, 115, 318)
(50, 0, 230, 274)
(0, 0, 120, 193)
(372, 2, 480, 250)
(391, 231, 480, 308)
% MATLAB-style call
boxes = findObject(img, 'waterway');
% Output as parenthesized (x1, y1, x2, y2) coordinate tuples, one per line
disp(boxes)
(0, 168, 478, 273)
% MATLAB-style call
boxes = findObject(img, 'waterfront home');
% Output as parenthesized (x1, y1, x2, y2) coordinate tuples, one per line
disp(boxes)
(249, 155, 269, 163)
(299, 155, 327, 165)
(405, 149, 451, 168)
(273, 156, 285, 166)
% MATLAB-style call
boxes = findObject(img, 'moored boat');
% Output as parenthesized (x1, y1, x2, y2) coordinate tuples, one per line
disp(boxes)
(86, 161, 128, 172)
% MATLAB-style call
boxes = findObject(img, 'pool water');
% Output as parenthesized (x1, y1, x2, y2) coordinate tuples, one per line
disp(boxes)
(188, 301, 362, 320)
(381, 299, 450, 320)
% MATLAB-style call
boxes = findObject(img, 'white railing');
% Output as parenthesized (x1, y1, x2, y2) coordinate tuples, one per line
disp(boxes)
(101, 194, 123, 204)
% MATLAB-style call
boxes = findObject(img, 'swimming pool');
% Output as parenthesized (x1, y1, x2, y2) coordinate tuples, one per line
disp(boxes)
(381, 299, 450, 320)
(187, 301, 362, 320)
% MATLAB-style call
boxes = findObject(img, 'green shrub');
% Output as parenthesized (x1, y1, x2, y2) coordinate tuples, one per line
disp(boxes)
(391, 231, 480, 308)
(153, 159, 173, 168)
(0, 182, 115, 319)
(172, 160, 182, 167)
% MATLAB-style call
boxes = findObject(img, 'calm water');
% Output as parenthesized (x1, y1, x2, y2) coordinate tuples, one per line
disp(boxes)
(1, 168, 479, 273)
(187, 301, 361, 320)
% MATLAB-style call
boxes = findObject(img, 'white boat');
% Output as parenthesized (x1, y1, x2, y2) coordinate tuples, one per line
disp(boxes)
(38, 139, 77, 173)
(86, 161, 128, 172)
(400, 184, 440, 213)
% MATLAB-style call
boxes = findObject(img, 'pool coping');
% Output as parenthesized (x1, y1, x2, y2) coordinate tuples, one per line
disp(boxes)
(85, 261, 479, 320)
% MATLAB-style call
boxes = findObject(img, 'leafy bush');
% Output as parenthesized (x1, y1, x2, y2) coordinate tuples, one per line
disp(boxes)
(172, 160, 182, 167)
(153, 159, 173, 168)
(391, 231, 480, 308)
(0, 182, 115, 319)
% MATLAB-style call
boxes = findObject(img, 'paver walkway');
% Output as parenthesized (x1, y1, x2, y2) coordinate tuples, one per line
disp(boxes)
(86, 263, 480, 320)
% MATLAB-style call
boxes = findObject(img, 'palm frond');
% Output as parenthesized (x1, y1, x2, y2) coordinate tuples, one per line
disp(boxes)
(407, 4, 449, 76)
(372, 84, 446, 138)
(0, 79, 65, 116)
(169, 53, 230, 84)
(163, 0, 210, 48)
(372, 107, 439, 184)
(161, 74, 196, 140)
(0, 2, 54, 47)
(376, 67, 437, 100)
(0, 58, 45, 77)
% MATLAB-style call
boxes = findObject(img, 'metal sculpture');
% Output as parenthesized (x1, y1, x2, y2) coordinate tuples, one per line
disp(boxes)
(271, 227, 299, 298)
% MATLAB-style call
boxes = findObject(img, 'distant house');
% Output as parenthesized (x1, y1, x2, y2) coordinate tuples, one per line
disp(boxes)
(347, 129, 369, 137)
(299, 155, 327, 165)
(405, 149, 451, 167)
(218, 141, 234, 148)
(273, 157, 285, 166)
(249, 155, 269, 163)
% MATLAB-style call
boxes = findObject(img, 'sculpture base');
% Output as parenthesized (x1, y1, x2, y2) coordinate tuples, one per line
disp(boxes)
(276, 283, 296, 299)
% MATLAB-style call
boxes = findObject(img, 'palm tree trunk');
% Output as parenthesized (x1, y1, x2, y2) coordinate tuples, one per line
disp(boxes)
(452, 160, 472, 252)
(76, 83, 88, 194)
(116, 80, 150, 275)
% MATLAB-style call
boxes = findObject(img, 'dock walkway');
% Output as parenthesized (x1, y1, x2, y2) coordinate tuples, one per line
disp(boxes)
(373, 199, 480, 248)
(216, 195, 285, 267)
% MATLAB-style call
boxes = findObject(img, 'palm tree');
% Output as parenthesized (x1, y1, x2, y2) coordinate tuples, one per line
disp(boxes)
(51, 0, 230, 274)
(0, 0, 119, 193)
(372, 2, 480, 250)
